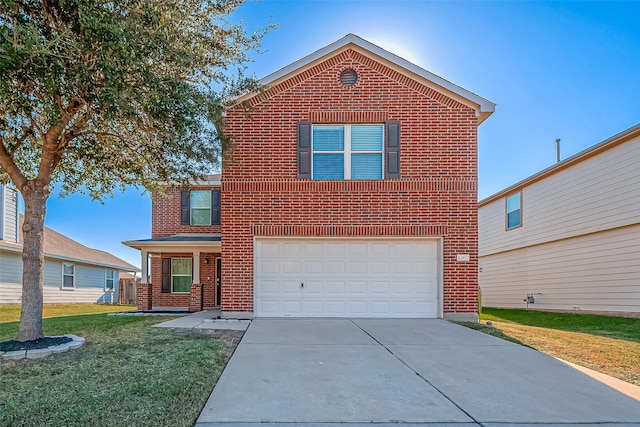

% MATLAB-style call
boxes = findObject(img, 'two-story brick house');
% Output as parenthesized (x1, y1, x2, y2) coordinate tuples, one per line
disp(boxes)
(125, 34, 494, 320)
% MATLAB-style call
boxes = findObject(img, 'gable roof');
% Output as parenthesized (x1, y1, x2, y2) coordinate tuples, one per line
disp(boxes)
(0, 216, 138, 272)
(479, 122, 640, 207)
(241, 34, 495, 124)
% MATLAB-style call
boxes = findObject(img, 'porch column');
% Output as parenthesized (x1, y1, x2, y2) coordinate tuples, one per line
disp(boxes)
(193, 251, 201, 284)
(141, 250, 149, 283)
(190, 251, 202, 312)
(137, 250, 152, 311)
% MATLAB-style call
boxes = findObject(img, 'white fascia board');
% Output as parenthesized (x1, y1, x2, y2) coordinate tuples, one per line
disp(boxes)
(122, 240, 221, 253)
(258, 34, 495, 120)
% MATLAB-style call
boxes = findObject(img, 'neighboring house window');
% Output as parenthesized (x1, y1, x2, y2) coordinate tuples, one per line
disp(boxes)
(297, 121, 400, 180)
(105, 270, 115, 291)
(506, 192, 522, 229)
(166, 258, 192, 293)
(62, 263, 75, 288)
(180, 189, 221, 226)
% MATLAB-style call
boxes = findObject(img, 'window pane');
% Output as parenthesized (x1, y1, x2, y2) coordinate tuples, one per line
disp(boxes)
(191, 190, 211, 208)
(63, 263, 74, 275)
(191, 208, 211, 225)
(172, 259, 192, 275)
(313, 126, 344, 151)
(313, 154, 344, 180)
(507, 210, 521, 228)
(351, 154, 383, 179)
(63, 275, 74, 288)
(106, 270, 114, 280)
(506, 193, 521, 213)
(106, 279, 114, 290)
(172, 276, 191, 293)
(351, 125, 383, 151)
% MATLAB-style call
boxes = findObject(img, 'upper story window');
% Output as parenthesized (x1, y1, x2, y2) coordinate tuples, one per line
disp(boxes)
(180, 189, 221, 226)
(190, 190, 211, 225)
(62, 263, 75, 288)
(506, 192, 522, 230)
(297, 121, 400, 180)
(312, 124, 384, 180)
(105, 270, 115, 291)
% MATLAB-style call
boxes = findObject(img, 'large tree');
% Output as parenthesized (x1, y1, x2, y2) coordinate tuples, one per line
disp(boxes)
(0, 0, 269, 341)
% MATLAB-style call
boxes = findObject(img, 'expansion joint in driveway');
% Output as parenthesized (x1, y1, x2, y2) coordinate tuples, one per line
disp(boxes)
(350, 320, 484, 427)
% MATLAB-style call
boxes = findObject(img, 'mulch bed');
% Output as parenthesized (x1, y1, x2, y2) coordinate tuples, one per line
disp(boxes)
(0, 336, 72, 352)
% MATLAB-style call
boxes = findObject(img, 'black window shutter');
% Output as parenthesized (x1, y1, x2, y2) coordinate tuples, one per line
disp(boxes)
(180, 190, 190, 225)
(297, 121, 312, 179)
(211, 189, 221, 225)
(385, 120, 401, 179)
(161, 258, 171, 293)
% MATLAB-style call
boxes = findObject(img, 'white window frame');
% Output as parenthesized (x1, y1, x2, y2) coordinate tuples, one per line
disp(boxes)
(190, 190, 211, 226)
(506, 192, 522, 230)
(171, 258, 192, 294)
(311, 124, 384, 180)
(105, 269, 115, 291)
(62, 262, 75, 289)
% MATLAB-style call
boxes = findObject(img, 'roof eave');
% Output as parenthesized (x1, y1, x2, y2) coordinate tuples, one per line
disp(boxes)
(235, 34, 495, 121)
(122, 239, 221, 253)
(479, 122, 640, 207)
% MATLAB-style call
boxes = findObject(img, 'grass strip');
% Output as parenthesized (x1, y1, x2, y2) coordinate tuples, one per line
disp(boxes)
(1, 311, 232, 427)
(472, 308, 640, 387)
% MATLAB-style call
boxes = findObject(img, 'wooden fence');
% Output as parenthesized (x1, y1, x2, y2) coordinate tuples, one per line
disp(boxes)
(119, 279, 139, 305)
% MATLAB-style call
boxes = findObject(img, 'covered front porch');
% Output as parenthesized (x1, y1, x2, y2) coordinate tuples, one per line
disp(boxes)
(123, 235, 221, 312)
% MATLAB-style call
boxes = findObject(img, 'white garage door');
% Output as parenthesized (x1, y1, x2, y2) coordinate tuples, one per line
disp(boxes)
(254, 238, 440, 318)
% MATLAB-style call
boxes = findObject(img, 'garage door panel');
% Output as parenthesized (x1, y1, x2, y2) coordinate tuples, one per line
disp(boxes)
(348, 261, 368, 274)
(260, 280, 280, 294)
(326, 261, 345, 273)
(371, 281, 390, 294)
(372, 261, 390, 274)
(255, 238, 439, 318)
(303, 300, 324, 314)
(349, 243, 368, 257)
(326, 281, 346, 294)
(304, 280, 323, 294)
(327, 243, 346, 256)
(304, 261, 323, 274)
(392, 281, 412, 294)
(260, 260, 280, 274)
(281, 280, 303, 295)
(349, 281, 367, 293)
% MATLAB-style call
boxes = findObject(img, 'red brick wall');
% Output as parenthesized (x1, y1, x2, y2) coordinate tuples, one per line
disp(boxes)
(222, 48, 480, 315)
(150, 252, 220, 308)
(152, 187, 221, 238)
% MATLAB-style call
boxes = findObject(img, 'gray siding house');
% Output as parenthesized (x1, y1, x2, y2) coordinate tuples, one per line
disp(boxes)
(0, 185, 138, 304)
(478, 124, 640, 316)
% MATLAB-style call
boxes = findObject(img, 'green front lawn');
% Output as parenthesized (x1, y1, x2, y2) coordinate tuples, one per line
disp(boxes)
(1, 304, 234, 427)
(473, 308, 640, 386)
(481, 308, 640, 342)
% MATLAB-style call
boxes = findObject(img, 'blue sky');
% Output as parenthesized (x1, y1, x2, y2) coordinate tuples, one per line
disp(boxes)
(41, 0, 640, 267)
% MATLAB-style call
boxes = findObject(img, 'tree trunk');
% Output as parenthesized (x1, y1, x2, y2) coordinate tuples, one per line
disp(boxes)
(17, 184, 49, 341)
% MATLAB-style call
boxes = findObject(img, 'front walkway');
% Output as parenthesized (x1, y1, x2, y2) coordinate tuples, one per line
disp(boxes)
(196, 318, 640, 426)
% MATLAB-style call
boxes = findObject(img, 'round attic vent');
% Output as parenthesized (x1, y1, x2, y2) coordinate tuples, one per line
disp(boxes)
(340, 69, 358, 87)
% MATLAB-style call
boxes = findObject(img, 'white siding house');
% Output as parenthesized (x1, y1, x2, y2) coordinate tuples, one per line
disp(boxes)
(479, 124, 640, 316)
(0, 185, 138, 304)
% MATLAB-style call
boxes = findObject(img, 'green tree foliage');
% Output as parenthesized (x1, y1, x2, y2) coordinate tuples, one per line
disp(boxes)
(0, 0, 271, 340)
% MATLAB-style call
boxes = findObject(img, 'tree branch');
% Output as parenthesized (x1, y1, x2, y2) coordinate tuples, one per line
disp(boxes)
(0, 138, 28, 190)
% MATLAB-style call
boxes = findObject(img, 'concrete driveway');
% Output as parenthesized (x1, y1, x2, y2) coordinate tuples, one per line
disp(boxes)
(196, 318, 640, 426)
